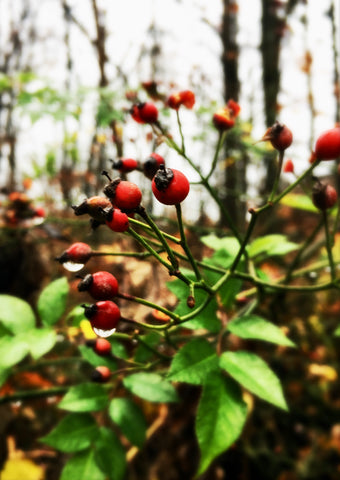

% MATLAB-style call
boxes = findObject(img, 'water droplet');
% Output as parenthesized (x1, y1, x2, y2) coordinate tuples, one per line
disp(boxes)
(63, 261, 85, 272)
(93, 327, 116, 338)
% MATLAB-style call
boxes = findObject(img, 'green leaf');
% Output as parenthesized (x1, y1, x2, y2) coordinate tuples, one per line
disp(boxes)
(0, 295, 36, 333)
(78, 345, 117, 370)
(196, 373, 248, 475)
(123, 373, 179, 403)
(280, 193, 317, 212)
(227, 315, 295, 347)
(334, 325, 340, 336)
(66, 305, 86, 326)
(201, 234, 239, 255)
(37, 277, 69, 326)
(41, 413, 98, 452)
(94, 427, 126, 480)
(248, 234, 298, 259)
(219, 351, 288, 410)
(134, 332, 163, 363)
(0, 336, 30, 368)
(23, 328, 57, 359)
(60, 448, 105, 480)
(110, 338, 128, 360)
(58, 383, 108, 412)
(109, 398, 147, 448)
(167, 338, 219, 385)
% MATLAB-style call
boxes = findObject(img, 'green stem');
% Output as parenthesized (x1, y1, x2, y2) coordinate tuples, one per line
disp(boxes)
(205, 131, 226, 182)
(175, 203, 202, 281)
(0, 386, 69, 405)
(127, 227, 173, 272)
(176, 110, 186, 154)
(118, 292, 180, 322)
(269, 150, 285, 202)
(323, 209, 336, 280)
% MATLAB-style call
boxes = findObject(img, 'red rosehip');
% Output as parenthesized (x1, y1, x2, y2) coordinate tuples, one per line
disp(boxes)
(143, 152, 165, 179)
(83, 300, 121, 331)
(167, 90, 195, 110)
(56, 242, 92, 265)
(94, 338, 112, 356)
(33, 206, 46, 218)
(314, 127, 340, 160)
(261, 121, 293, 151)
(213, 99, 241, 131)
(91, 365, 111, 383)
(312, 181, 338, 210)
(105, 207, 129, 232)
(131, 102, 158, 124)
(112, 158, 139, 173)
(103, 173, 142, 211)
(152, 165, 190, 205)
(77, 271, 119, 300)
(283, 159, 294, 173)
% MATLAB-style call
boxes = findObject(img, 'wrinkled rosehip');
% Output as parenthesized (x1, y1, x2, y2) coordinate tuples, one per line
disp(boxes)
(143, 152, 165, 179)
(56, 242, 92, 265)
(312, 181, 338, 210)
(72, 196, 111, 228)
(77, 271, 119, 300)
(152, 165, 190, 205)
(261, 122, 293, 151)
(314, 127, 340, 160)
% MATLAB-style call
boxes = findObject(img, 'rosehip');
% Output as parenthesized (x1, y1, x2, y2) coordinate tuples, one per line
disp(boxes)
(83, 300, 121, 331)
(212, 99, 241, 131)
(312, 181, 338, 210)
(94, 338, 112, 356)
(152, 165, 190, 205)
(77, 271, 119, 300)
(131, 102, 158, 124)
(103, 174, 142, 211)
(91, 366, 111, 383)
(167, 90, 195, 110)
(112, 157, 139, 173)
(143, 152, 165, 179)
(314, 127, 340, 160)
(56, 242, 92, 265)
(105, 207, 129, 232)
(261, 121, 293, 151)
(283, 159, 294, 173)
(72, 196, 112, 228)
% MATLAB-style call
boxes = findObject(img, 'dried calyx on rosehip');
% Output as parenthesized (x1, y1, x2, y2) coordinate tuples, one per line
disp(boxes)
(260, 121, 293, 151)
(56, 242, 92, 265)
(102, 171, 142, 212)
(143, 152, 165, 180)
(312, 178, 338, 210)
(71, 196, 112, 229)
(77, 271, 119, 300)
(111, 157, 139, 173)
(151, 164, 190, 205)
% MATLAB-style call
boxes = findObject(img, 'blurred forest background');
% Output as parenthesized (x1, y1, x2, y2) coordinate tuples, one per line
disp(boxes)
(1, 1, 340, 479)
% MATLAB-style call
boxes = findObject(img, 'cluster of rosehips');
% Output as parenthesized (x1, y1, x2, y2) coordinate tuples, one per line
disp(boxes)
(0, 191, 45, 227)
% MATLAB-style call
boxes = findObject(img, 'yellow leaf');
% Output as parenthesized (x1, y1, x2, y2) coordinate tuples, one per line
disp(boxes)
(1, 458, 44, 480)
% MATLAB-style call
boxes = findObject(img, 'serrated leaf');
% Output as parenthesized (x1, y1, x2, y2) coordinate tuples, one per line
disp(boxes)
(78, 345, 117, 370)
(94, 427, 126, 480)
(60, 448, 105, 480)
(167, 338, 219, 385)
(196, 373, 247, 475)
(123, 373, 178, 403)
(41, 413, 98, 452)
(0, 295, 36, 333)
(248, 234, 298, 258)
(228, 315, 295, 347)
(23, 328, 57, 359)
(0, 336, 30, 368)
(58, 383, 108, 412)
(109, 398, 147, 448)
(219, 351, 288, 410)
(37, 277, 69, 326)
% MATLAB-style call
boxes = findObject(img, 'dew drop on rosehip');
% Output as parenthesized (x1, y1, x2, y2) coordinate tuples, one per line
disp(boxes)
(92, 327, 116, 338)
(62, 261, 85, 272)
